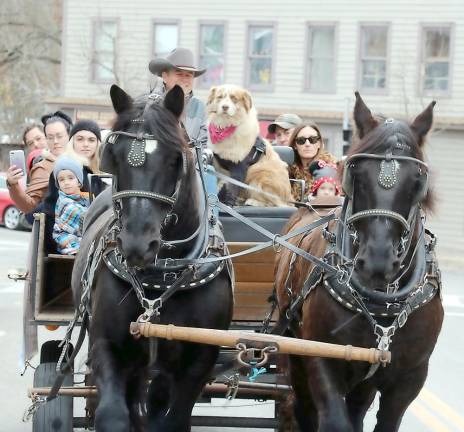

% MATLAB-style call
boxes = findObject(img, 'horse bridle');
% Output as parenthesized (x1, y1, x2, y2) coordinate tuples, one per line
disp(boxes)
(103, 123, 188, 229)
(342, 146, 429, 263)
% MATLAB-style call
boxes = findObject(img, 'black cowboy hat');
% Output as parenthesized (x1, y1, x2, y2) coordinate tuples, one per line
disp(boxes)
(149, 47, 206, 78)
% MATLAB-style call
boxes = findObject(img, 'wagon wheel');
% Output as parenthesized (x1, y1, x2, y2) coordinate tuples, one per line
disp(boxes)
(32, 363, 73, 432)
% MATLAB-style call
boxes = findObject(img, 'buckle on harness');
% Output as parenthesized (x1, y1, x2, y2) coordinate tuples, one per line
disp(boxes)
(163, 272, 178, 283)
(374, 324, 395, 352)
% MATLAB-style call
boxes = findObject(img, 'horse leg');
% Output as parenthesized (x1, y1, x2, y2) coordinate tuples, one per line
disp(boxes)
(373, 364, 428, 432)
(126, 367, 149, 432)
(146, 369, 172, 426)
(92, 338, 130, 432)
(306, 358, 353, 432)
(288, 354, 317, 432)
(346, 381, 377, 432)
(148, 344, 219, 432)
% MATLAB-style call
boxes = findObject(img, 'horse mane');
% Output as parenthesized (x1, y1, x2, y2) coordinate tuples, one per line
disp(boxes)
(346, 117, 435, 213)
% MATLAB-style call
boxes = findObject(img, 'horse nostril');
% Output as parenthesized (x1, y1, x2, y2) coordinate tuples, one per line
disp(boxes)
(356, 257, 365, 271)
(392, 259, 400, 273)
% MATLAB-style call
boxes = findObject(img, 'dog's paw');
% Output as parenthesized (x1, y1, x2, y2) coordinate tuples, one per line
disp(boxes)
(244, 198, 264, 207)
(218, 187, 236, 207)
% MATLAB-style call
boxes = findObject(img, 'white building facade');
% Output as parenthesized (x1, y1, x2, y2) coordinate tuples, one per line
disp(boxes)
(52, 0, 464, 260)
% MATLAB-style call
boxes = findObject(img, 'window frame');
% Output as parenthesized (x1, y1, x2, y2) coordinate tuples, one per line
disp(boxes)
(418, 23, 454, 97)
(91, 18, 119, 84)
(244, 21, 277, 92)
(304, 22, 338, 94)
(197, 20, 227, 89)
(357, 22, 391, 95)
(151, 18, 181, 60)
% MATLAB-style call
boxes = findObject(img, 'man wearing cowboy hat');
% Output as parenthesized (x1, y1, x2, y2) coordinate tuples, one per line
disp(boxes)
(149, 47, 207, 145)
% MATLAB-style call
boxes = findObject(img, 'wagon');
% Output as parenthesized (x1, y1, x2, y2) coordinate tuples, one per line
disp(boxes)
(18, 184, 388, 431)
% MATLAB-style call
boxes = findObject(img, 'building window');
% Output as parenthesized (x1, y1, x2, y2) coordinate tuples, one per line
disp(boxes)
(199, 23, 225, 87)
(359, 25, 389, 92)
(306, 25, 336, 93)
(421, 26, 452, 94)
(92, 20, 117, 82)
(247, 24, 274, 90)
(153, 22, 178, 58)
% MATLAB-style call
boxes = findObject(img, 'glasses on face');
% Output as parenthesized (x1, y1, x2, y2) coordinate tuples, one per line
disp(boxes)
(46, 134, 65, 143)
(295, 136, 320, 146)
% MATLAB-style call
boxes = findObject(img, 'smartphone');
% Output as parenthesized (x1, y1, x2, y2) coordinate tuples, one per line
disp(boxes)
(9, 150, 26, 175)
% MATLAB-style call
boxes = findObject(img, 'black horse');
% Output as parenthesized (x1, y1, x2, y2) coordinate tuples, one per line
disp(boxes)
(275, 92, 443, 431)
(71, 84, 233, 431)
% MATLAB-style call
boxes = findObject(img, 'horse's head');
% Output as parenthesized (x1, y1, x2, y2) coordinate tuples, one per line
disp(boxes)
(344, 92, 435, 289)
(101, 84, 186, 268)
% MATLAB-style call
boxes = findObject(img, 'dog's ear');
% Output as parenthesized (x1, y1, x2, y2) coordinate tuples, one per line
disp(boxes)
(240, 89, 253, 112)
(207, 86, 217, 105)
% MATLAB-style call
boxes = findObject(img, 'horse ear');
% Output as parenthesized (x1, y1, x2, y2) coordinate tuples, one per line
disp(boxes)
(411, 101, 436, 144)
(353, 91, 378, 139)
(164, 85, 184, 119)
(110, 84, 133, 114)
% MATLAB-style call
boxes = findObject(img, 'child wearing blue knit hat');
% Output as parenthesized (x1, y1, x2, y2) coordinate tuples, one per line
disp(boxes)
(52, 156, 89, 254)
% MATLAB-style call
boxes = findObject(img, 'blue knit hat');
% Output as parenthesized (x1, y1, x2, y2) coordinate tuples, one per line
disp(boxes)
(53, 156, 84, 186)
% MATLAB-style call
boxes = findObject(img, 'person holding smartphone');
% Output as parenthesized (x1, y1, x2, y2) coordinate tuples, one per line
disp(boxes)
(6, 111, 72, 213)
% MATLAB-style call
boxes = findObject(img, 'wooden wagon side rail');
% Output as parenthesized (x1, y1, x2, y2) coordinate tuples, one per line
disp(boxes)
(130, 322, 391, 364)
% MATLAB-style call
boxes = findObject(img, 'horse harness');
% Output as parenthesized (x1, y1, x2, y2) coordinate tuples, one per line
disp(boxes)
(274, 126, 441, 374)
(81, 105, 232, 327)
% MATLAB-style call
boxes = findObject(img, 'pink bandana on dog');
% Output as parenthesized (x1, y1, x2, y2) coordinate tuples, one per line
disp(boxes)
(208, 123, 237, 144)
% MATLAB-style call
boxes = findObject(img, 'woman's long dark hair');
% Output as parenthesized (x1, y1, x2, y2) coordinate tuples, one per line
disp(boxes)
(288, 122, 325, 167)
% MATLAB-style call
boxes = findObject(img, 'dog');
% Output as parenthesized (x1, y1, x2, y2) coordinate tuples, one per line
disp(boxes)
(206, 84, 292, 207)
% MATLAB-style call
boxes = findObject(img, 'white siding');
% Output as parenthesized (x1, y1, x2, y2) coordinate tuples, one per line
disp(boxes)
(426, 130, 464, 257)
(61, 0, 464, 260)
(62, 0, 464, 122)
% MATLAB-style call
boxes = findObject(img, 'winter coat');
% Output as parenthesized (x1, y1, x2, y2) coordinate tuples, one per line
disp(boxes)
(53, 191, 89, 254)
(8, 149, 56, 213)
(150, 80, 207, 145)
(288, 151, 337, 201)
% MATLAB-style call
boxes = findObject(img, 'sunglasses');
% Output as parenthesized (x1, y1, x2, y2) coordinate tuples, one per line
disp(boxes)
(295, 135, 320, 145)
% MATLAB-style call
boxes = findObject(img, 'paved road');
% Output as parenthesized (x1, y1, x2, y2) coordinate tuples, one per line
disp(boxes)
(0, 227, 463, 431)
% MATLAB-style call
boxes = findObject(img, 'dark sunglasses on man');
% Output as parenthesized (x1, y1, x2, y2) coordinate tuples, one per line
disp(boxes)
(295, 135, 320, 145)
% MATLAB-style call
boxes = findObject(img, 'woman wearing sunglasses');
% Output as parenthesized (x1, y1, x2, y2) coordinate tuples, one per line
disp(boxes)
(288, 122, 336, 201)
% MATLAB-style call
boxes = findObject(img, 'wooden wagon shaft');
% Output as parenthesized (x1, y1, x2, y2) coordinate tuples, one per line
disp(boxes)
(28, 382, 292, 400)
(130, 322, 391, 364)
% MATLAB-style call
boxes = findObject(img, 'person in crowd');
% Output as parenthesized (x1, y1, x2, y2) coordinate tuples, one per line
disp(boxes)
(42, 119, 102, 252)
(6, 111, 72, 213)
(288, 122, 337, 201)
(149, 47, 207, 145)
(268, 113, 302, 146)
(22, 124, 47, 153)
(308, 160, 340, 198)
(149, 47, 218, 213)
(52, 156, 90, 255)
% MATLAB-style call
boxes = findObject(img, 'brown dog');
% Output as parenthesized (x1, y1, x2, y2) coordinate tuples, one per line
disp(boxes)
(206, 84, 292, 207)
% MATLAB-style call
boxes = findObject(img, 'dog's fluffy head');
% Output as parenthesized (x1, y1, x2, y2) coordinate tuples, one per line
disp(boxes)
(207, 85, 255, 127)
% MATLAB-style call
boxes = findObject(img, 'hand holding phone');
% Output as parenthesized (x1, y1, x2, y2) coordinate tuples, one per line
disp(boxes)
(7, 150, 26, 186)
